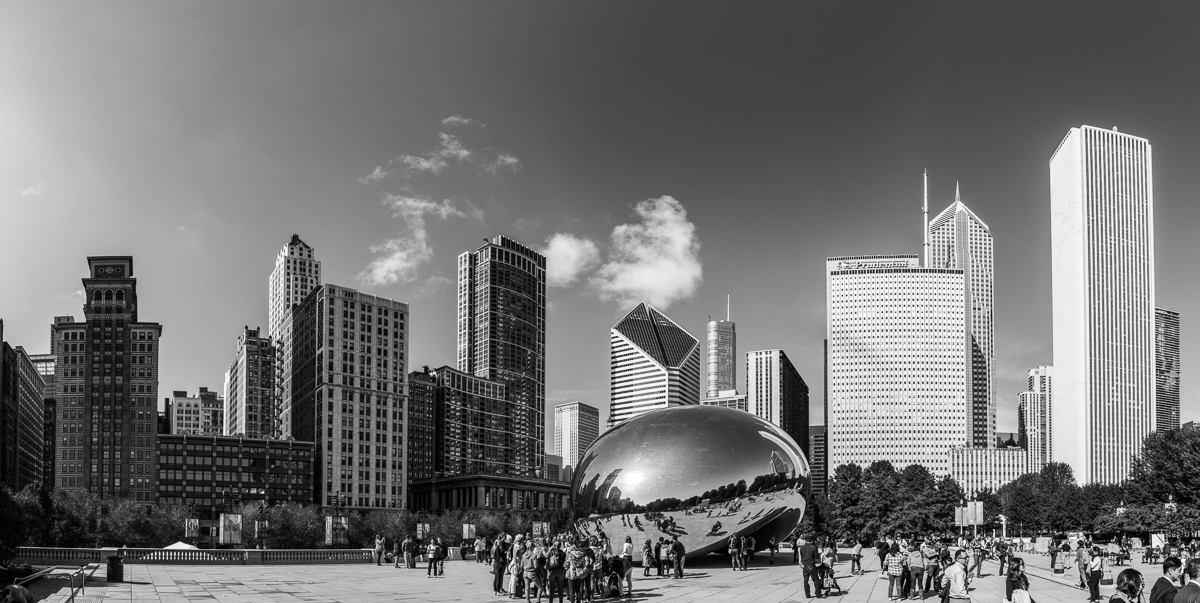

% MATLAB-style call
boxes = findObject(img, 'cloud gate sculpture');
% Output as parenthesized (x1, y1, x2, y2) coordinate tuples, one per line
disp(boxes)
(570, 405, 809, 560)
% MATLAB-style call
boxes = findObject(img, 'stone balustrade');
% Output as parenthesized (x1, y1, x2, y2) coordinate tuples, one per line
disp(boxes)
(15, 547, 374, 566)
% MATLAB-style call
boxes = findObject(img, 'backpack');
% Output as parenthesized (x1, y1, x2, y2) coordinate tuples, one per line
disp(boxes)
(566, 552, 588, 580)
(549, 549, 566, 570)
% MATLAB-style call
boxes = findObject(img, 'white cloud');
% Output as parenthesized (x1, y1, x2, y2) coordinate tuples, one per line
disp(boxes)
(589, 195, 702, 309)
(17, 183, 45, 198)
(358, 165, 388, 184)
(542, 233, 601, 287)
(486, 153, 522, 174)
(358, 194, 483, 287)
(442, 115, 484, 128)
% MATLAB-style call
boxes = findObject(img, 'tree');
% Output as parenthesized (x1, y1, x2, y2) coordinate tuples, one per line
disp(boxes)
(798, 493, 829, 538)
(858, 461, 900, 541)
(827, 464, 864, 541)
(1128, 429, 1200, 506)
(1034, 463, 1079, 532)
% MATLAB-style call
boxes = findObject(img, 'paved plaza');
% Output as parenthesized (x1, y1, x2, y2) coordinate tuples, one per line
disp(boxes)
(26, 549, 1157, 603)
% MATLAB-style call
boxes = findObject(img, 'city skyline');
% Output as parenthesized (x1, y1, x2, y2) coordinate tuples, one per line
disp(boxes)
(5, 3, 1200, 441)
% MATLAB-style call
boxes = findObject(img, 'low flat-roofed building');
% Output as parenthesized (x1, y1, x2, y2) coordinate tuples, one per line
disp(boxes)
(408, 474, 571, 512)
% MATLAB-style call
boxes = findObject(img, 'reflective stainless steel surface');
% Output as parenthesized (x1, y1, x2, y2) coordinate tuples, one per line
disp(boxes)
(571, 405, 809, 559)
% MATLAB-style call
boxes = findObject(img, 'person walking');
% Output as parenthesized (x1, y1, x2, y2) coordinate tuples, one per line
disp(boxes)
(1151, 556, 1182, 603)
(906, 543, 926, 600)
(1077, 542, 1092, 590)
(851, 538, 863, 575)
(729, 534, 742, 571)
(642, 539, 654, 577)
(1005, 557, 1031, 603)
(1111, 569, 1145, 603)
(878, 538, 892, 578)
(799, 535, 824, 599)
(375, 533, 386, 566)
(1087, 546, 1103, 603)
(886, 543, 908, 601)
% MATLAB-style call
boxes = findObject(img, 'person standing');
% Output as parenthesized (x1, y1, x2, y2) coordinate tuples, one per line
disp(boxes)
(493, 536, 510, 596)
(1077, 542, 1093, 590)
(878, 538, 892, 578)
(565, 540, 590, 603)
(886, 543, 908, 601)
(748, 535, 757, 563)
(1110, 569, 1145, 603)
(1175, 559, 1200, 603)
(799, 535, 824, 599)
(769, 536, 779, 565)
(654, 538, 665, 577)
(547, 542, 567, 603)
(642, 540, 654, 577)
(522, 540, 545, 603)
(402, 534, 415, 569)
(729, 535, 742, 571)
(851, 538, 863, 575)
(997, 540, 1010, 576)
(375, 533, 386, 566)
(672, 535, 686, 579)
(426, 538, 440, 578)
(921, 540, 940, 591)
(1005, 557, 1030, 603)
(943, 549, 971, 603)
(621, 536, 635, 596)
(1151, 557, 1182, 603)
(476, 535, 487, 564)
(791, 531, 801, 565)
(1086, 546, 1103, 603)
(906, 543, 926, 600)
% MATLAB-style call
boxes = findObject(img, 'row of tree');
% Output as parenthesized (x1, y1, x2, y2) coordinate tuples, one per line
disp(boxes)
(0, 483, 581, 562)
(805, 427, 1200, 543)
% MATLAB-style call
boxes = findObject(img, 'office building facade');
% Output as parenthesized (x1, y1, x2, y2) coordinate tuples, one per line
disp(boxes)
(269, 235, 322, 442)
(52, 257, 162, 501)
(29, 352, 57, 489)
(223, 327, 275, 439)
(1018, 366, 1052, 472)
(457, 236, 547, 478)
(809, 424, 827, 497)
(406, 368, 436, 482)
(0, 322, 47, 491)
(1050, 126, 1155, 484)
(291, 284, 409, 509)
(1156, 308, 1180, 432)
(746, 349, 810, 455)
(431, 365, 525, 477)
(699, 391, 748, 412)
(157, 434, 314, 513)
(948, 447, 1028, 496)
(608, 302, 701, 426)
(553, 401, 600, 475)
(826, 255, 967, 476)
(168, 388, 224, 437)
(928, 189, 996, 448)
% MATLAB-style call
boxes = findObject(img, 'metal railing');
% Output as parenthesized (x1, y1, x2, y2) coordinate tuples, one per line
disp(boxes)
(15, 546, 375, 566)
(65, 565, 89, 603)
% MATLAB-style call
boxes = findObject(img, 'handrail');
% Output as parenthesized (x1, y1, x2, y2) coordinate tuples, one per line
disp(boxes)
(14, 565, 56, 586)
(67, 565, 88, 603)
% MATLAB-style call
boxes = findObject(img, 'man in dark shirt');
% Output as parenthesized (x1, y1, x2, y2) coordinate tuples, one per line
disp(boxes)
(1176, 558, 1200, 603)
(798, 535, 823, 598)
(1152, 557, 1183, 603)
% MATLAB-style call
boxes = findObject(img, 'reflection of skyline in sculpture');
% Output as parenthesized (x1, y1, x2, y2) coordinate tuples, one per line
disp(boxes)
(571, 405, 808, 559)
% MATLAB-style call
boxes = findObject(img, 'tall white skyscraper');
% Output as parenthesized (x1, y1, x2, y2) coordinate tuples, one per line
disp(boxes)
(269, 235, 321, 439)
(1018, 366, 1052, 472)
(929, 186, 995, 448)
(826, 255, 967, 475)
(553, 402, 600, 475)
(706, 297, 736, 398)
(745, 349, 809, 455)
(1050, 126, 1155, 485)
(608, 302, 701, 427)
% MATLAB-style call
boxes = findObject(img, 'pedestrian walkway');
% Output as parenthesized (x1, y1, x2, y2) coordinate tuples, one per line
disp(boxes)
(26, 548, 1146, 603)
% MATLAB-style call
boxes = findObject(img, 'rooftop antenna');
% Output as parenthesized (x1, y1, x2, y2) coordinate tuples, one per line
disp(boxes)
(726, 294, 730, 322)
(922, 169, 930, 268)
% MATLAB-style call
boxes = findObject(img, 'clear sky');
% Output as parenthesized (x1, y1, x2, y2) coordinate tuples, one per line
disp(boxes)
(3, 1, 1199, 444)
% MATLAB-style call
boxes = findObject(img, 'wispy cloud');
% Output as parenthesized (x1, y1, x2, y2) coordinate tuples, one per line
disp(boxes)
(589, 195, 702, 309)
(358, 194, 483, 287)
(486, 153, 522, 174)
(17, 182, 45, 198)
(442, 115, 485, 128)
(542, 233, 601, 287)
(361, 128, 516, 182)
(412, 275, 453, 299)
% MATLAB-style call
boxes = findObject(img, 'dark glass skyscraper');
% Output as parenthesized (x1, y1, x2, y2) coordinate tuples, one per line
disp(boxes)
(1156, 307, 1180, 432)
(456, 236, 546, 477)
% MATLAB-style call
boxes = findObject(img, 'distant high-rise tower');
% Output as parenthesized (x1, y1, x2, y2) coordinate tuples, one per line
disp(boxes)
(0, 322, 46, 492)
(554, 402, 600, 474)
(808, 424, 827, 497)
(1050, 126, 1155, 485)
(457, 236, 547, 477)
(223, 326, 275, 439)
(269, 235, 321, 441)
(52, 257, 162, 501)
(407, 368, 437, 482)
(1156, 308, 1180, 432)
(290, 284, 409, 509)
(826, 255, 967, 475)
(170, 387, 224, 437)
(929, 185, 995, 448)
(746, 349, 809, 454)
(706, 297, 736, 398)
(1018, 366, 1052, 472)
(608, 303, 701, 426)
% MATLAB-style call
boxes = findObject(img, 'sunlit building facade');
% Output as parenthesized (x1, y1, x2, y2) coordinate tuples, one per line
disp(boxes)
(1018, 366, 1052, 472)
(169, 387, 224, 437)
(223, 327, 275, 439)
(608, 303, 701, 427)
(746, 349, 809, 455)
(706, 310, 736, 399)
(1156, 307, 1180, 432)
(270, 235, 321, 441)
(1050, 126, 1155, 485)
(553, 401, 599, 476)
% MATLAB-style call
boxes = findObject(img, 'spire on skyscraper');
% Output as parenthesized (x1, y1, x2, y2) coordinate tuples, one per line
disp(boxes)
(955, 181, 961, 203)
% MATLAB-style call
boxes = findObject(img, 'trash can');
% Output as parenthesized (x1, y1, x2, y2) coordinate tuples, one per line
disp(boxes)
(1053, 555, 1065, 574)
(107, 555, 124, 582)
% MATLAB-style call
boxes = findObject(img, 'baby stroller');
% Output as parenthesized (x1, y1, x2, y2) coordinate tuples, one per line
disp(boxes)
(817, 563, 843, 595)
(605, 557, 626, 598)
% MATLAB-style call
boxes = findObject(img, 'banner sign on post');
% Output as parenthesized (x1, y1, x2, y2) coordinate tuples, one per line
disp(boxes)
(219, 513, 243, 545)
(463, 524, 476, 540)
(185, 518, 199, 538)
